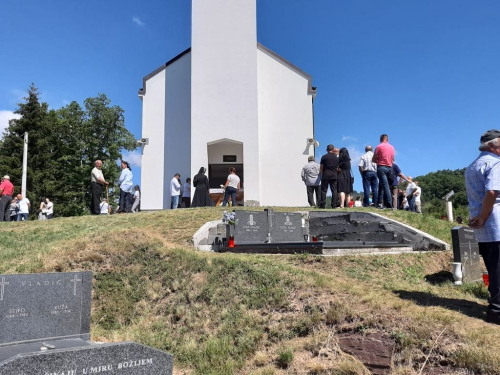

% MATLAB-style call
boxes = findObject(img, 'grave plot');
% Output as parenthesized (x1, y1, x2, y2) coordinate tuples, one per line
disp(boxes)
(193, 210, 448, 255)
(0, 271, 173, 375)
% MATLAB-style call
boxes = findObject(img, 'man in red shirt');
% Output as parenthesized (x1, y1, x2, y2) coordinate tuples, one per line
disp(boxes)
(372, 134, 395, 209)
(0, 175, 15, 221)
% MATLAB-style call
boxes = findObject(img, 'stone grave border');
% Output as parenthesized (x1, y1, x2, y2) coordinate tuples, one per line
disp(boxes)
(192, 210, 450, 254)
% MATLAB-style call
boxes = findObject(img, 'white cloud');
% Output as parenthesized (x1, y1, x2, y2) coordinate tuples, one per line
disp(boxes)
(346, 146, 364, 164)
(0, 110, 21, 135)
(342, 136, 358, 142)
(132, 17, 144, 26)
(120, 150, 142, 168)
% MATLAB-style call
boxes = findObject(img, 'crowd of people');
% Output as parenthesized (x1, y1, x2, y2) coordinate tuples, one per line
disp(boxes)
(301, 134, 422, 212)
(0, 175, 54, 221)
(91, 159, 141, 215)
(168, 166, 242, 209)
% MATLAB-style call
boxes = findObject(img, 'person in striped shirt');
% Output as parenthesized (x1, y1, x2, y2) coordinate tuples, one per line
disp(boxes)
(466, 129, 500, 325)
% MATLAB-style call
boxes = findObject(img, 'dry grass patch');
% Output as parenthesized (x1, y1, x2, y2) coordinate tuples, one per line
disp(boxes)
(2, 208, 500, 374)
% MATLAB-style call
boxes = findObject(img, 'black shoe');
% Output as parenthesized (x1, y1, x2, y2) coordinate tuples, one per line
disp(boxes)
(486, 312, 500, 325)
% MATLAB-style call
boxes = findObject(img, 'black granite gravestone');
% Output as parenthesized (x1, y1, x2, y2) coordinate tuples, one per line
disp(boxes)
(270, 211, 305, 243)
(0, 271, 92, 345)
(233, 210, 269, 244)
(451, 226, 482, 283)
(0, 272, 173, 375)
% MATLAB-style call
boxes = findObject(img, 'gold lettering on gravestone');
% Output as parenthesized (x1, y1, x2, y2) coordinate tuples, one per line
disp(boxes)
(6, 307, 29, 318)
(43, 370, 76, 375)
(77, 358, 154, 373)
(21, 280, 63, 287)
(51, 304, 72, 315)
(117, 358, 154, 369)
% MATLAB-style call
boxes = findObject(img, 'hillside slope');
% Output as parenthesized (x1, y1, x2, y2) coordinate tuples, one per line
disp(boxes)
(0, 208, 498, 375)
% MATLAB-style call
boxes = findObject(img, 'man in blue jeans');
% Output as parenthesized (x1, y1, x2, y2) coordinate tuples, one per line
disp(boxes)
(16, 194, 30, 221)
(391, 163, 407, 209)
(372, 134, 395, 209)
(170, 173, 181, 209)
(358, 145, 378, 207)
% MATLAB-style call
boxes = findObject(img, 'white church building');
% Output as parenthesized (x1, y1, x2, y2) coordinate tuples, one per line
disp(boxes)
(138, 0, 318, 209)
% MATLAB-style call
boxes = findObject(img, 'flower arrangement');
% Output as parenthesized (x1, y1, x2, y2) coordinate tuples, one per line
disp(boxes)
(222, 211, 236, 226)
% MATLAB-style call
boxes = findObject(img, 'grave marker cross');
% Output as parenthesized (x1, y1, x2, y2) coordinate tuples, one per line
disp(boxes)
(70, 275, 81, 296)
(0, 277, 8, 301)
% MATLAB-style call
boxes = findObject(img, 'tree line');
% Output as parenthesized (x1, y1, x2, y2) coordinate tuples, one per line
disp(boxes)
(0, 84, 137, 218)
(414, 168, 469, 219)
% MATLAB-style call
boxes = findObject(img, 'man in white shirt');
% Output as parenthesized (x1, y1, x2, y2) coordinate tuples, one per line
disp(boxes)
(414, 181, 422, 213)
(91, 160, 109, 215)
(182, 178, 191, 208)
(405, 176, 417, 212)
(45, 198, 54, 219)
(359, 145, 378, 207)
(16, 194, 30, 221)
(170, 173, 181, 209)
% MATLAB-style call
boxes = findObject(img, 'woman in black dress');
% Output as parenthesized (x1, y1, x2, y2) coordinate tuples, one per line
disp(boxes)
(191, 167, 213, 207)
(337, 148, 354, 208)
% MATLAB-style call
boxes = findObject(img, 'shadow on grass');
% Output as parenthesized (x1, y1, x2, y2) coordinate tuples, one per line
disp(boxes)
(424, 271, 454, 285)
(394, 290, 486, 320)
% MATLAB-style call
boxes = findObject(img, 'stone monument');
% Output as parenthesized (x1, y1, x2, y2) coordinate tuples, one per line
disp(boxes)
(0, 271, 173, 374)
(451, 226, 482, 283)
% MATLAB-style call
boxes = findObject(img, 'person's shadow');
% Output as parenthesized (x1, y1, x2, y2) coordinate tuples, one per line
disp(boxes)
(393, 290, 486, 320)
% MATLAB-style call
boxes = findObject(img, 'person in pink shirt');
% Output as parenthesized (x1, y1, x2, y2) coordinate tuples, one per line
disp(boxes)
(0, 175, 15, 221)
(372, 134, 395, 209)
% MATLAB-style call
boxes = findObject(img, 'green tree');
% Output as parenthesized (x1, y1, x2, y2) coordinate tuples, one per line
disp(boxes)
(0, 85, 137, 217)
(0, 84, 52, 214)
(413, 168, 468, 219)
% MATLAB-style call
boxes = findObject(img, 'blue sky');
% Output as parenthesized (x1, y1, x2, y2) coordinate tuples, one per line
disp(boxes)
(1, 0, 499, 192)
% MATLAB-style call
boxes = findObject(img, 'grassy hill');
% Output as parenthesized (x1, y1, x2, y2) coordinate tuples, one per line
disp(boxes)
(1, 208, 498, 374)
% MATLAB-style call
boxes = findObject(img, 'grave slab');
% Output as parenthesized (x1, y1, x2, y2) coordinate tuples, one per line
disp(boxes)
(270, 211, 305, 243)
(0, 271, 91, 346)
(451, 226, 482, 282)
(0, 271, 174, 375)
(0, 341, 173, 375)
(233, 210, 269, 244)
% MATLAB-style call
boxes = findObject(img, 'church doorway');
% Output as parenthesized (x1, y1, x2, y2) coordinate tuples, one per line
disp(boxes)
(207, 139, 244, 189)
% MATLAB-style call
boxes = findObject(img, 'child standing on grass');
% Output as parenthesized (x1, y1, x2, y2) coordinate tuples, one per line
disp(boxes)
(132, 185, 141, 213)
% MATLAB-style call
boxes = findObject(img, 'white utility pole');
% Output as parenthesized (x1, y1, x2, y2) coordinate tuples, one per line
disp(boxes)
(443, 190, 455, 223)
(21, 132, 28, 197)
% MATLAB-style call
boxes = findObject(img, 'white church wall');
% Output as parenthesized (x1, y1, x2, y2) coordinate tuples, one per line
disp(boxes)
(191, 0, 261, 204)
(140, 69, 166, 210)
(164, 53, 192, 208)
(257, 48, 315, 207)
(207, 140, 244, 164)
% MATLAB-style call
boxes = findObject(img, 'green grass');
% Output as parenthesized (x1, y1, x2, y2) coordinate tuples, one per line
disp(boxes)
(0, 207, 498, 374)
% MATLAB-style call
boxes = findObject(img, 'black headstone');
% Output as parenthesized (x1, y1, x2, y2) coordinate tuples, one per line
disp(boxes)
(270, 211, 305, 243)
(233, 210, 269, 244)
(0, 341, 173, 375)
(451, 226, 482, 282)
(0, 272, 174, 375)
(0, 271, 92, 346)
